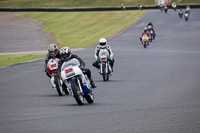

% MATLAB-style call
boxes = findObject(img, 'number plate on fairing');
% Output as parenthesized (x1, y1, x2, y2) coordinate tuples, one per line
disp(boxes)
(101, 57, 107, 61)
(65, 68, 75, 77)
(49, 63, 58, 70)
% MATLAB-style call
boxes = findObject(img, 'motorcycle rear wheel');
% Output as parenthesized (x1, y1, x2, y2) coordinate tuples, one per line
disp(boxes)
(85, 92, 94, 103)
(62, 83, 69, 95)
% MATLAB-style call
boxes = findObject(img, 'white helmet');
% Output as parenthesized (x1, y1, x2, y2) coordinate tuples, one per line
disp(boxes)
(60, 47, 72, 60)
(99, 38, 107, 48)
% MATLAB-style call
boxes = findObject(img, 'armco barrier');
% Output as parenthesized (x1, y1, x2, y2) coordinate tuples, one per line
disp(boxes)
(0, 5, 199, 12)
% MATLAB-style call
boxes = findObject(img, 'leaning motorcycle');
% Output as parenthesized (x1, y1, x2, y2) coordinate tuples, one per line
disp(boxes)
(47, 58, 68, 96)
(142, 34, 149, 48)
(184, 12, 189, 21)
(98, 49, 112, 81)
(61, 59, 94, 105)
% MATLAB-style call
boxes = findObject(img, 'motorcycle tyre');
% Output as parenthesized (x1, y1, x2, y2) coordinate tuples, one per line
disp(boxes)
(102, 63, 107, 81)
(71, 82, 84, 105)
(62, 83, 69, 95)
(85, 92, 94, 104)
(143, 42, 147, 48)
(54, 75, 64, 96)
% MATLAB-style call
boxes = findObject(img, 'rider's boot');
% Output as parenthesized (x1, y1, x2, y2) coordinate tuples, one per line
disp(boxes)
(90, 79, 97, 88)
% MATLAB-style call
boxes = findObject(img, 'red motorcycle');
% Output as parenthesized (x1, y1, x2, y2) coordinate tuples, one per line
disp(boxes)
(47, 58, 68, 96)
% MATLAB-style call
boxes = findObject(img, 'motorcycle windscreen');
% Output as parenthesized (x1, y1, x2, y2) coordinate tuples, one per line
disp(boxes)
(61, 58, 80, 71)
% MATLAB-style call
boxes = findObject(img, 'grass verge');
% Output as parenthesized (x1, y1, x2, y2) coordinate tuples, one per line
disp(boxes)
(0, 55, 45, 68)
(0, 0, 155, 8)
(1, 10, 146, 68)
(22, 11, 146, 48)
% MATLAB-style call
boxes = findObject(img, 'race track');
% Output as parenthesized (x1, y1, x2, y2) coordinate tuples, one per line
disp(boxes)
(0, 9, 200, 133)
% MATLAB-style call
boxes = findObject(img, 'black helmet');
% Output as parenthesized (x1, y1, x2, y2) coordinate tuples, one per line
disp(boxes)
(48, 44, 58, 58)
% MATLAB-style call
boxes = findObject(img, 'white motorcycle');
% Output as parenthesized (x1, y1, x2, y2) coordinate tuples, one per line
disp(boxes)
(184, 12, 189, 21)
(98, 49, 112, 81)
(61, 59, 94, 105)
(47, 58, 68, 96)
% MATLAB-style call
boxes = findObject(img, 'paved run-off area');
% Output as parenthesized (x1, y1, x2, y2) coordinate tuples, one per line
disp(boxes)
(0, 13, 54, 54)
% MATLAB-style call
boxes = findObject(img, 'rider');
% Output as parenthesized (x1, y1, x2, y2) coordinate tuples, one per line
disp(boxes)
(44, 44, 61, 78)
(139, 27, 151, 45)
(172, 2, 176, 7)
(92, 38, 114, 72)
(185, 5, 191, 14)
(147, 22, 154, 29)
(58, 46, 96, 88)
(147, 22, 156, 39)
(178, 8, 183, 15)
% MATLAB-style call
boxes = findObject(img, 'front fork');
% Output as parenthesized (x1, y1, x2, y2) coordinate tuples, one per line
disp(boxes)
(100, 62, 109, 74)
(64, 77, 83, 96)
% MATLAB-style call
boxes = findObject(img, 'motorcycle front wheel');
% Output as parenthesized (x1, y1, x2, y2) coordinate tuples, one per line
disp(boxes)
(102, 63, 107, 81)
(54, 75, 64, 96)
(143, 42, 147, 48)
(71, 81, 84, 105)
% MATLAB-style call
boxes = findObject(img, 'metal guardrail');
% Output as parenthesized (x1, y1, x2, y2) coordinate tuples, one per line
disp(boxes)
(0, 5, 199, 12)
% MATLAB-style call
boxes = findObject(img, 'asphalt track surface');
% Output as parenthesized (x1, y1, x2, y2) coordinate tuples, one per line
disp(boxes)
(0, 13, 54, 53)
(0, 9, 200, 133)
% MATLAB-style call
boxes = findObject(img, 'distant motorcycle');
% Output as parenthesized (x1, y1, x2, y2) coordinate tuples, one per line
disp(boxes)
(47, 58, 68, 96)
(172, 5, 177, 11)
(142, 34, 149, 48)
(160, 5, 164, 12)
(184, 12, 189, 21)
(164, 6, 168, 14)
(147, 25, 155, 42)
(98, 49, 112, 81)
(178, 10, 183, 18)
(61, 59, 94, 105)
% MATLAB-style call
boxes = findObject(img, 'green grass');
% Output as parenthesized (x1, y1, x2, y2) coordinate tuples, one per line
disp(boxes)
(0, 0, 199, 8)
(178, 0, 200, 5)
(0, 55, 45, 68)
(0, 0, 155, 8)
(22, 11, 146, 48)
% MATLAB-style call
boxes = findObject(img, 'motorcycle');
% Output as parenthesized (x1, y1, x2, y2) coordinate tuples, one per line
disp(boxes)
(98, 49, 112, 81)
(172, 5, 177, 11)
(178, 11, 183, 18)
(164, 6, 168, 14)
(61, 59, 94, 105)
(160, 5, 164, 12)
(142, 34, 149, 48)
(184, 12, 189, 21)
(147, 26, 155, 42)
(47, 58, 68, 96)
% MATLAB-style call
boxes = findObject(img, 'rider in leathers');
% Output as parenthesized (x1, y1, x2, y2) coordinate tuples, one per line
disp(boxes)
(58, 47, 96, 88)
(92, 38, 114, 72)
(44, 44, 61, 78)
(139, 27, 151, 45)
(147, 22, 156, 39)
